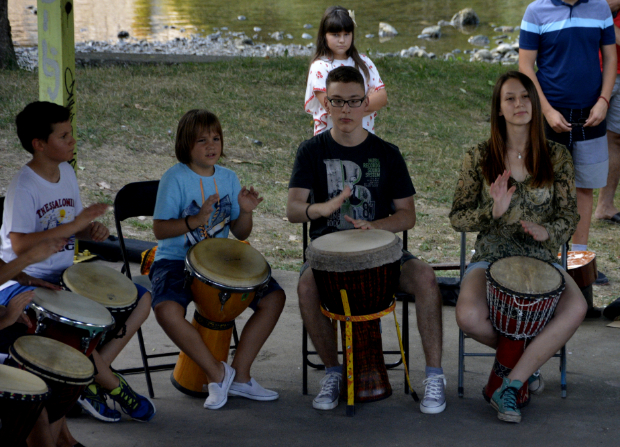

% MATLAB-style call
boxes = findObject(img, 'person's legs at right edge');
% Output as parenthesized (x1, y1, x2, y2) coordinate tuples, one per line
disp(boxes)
(298, 266, 342, 410)
(399, 258, 446, 414)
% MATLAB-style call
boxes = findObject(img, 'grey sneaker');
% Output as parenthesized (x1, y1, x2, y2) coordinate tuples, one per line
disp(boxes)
(420, 374, 446, 414)
(228, 378, 279, 401)
(528, 370, 544, 395)
(312, 372, 341, 410)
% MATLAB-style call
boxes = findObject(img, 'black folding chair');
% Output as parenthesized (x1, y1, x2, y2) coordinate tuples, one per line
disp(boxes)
(301, 223, 411, 395)
(113, 181, 178, 398)
(456, 232, 568, 398)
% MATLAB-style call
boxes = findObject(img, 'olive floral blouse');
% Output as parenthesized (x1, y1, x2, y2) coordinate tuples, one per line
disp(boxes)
(449, 140, 579, 264)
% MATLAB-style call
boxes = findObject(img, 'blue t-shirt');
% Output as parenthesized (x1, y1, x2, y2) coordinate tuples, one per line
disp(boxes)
(520, 0, 615, 109)
(153, 163, 241, 261)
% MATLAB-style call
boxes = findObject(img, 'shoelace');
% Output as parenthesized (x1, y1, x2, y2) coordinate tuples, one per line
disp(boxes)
(422, 374, 445, 401)
(499, 386, 518, 411)
(113, 380, 139, 410)
(318, 374, 340, 396)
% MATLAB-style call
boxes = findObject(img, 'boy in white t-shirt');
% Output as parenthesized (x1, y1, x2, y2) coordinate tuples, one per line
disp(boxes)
(0, 102, 155, 445)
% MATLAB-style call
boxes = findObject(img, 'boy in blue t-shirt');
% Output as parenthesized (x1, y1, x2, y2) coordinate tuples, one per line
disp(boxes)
(150, 109, 285, 410)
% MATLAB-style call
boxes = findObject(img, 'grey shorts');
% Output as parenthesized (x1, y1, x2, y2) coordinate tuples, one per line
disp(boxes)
(607, 77, 620, 134)
(572, 135, 609, 189)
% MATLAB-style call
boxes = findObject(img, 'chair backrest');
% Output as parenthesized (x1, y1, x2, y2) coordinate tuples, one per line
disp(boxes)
(113, 181, 160, 279)
(0, 196, 4, 221)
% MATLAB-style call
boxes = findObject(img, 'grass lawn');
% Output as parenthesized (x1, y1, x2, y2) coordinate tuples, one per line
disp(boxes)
(1, 57, 618, 306)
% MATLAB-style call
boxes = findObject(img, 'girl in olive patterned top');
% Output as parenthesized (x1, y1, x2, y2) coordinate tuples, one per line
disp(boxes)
(450, 71, 587, 424)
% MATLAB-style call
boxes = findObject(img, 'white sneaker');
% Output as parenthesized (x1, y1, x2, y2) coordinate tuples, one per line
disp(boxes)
(228, 378, 279, 401)
(420, 374, 446, 414)
(204, 362, 236, 410)
(312, 372, 341, 410)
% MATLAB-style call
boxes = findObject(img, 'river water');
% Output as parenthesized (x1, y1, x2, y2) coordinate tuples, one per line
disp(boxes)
(10, 0, 532, 55)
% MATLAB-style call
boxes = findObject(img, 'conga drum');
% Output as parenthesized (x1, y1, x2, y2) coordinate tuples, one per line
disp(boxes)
(62, 263, 138, 345)
(171, 238, 271, 396)
(27, 288, 115, 356)
(9, 336, 94, 423)
(0, 363, 50, 446)
(306, 229, 402, 408)
(483, 256, 565, 406)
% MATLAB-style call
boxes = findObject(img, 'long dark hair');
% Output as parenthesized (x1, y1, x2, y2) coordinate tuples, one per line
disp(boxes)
(310, 6, 370, 79)
(483, 71, 553, 188)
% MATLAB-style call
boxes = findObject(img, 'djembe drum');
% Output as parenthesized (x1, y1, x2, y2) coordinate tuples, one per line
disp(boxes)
(483, 256, 565, 406)
(62, 263, 138, 346)
(306, 229, 403, 414)
(26, 288, 115, 356)
(0, 363, 50, 446)
(171, 238, 271, 396)
(9, 336, 94, 423)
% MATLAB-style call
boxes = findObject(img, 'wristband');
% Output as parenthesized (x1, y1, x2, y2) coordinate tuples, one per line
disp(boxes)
(598, 96, 610, 109)
(305, 204, 314, 221)
(185, 215, 193, 231)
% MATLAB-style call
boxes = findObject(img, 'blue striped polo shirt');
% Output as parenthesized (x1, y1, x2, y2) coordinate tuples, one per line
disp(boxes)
(520, 0, 615, 109)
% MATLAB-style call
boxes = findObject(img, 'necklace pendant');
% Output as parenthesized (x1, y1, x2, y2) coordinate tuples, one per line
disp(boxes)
(518, 153, 522, 159)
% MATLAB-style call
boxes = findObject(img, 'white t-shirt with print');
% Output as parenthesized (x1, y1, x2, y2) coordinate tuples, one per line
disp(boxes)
(0, 162, 82, 290)
(304, 54, 385, 136)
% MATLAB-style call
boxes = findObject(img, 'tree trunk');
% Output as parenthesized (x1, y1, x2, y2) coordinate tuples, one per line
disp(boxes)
(0, 0, 18, 69)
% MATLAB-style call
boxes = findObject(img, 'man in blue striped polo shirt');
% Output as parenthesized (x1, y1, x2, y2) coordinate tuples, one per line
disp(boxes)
(519, 0, 617, 256)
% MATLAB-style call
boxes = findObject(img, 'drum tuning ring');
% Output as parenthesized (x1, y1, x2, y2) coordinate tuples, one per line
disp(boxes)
(35, 315, 46, 334)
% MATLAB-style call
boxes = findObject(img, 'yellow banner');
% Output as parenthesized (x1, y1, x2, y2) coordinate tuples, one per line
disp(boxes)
(37, 0, 77, 168)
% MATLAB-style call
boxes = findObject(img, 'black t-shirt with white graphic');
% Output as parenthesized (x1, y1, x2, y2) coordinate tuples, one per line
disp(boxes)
(289, 131, 415, 240)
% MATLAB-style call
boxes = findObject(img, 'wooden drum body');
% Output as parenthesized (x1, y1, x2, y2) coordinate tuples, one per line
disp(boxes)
(9, 336, 93, 423)
(26, 288, 115, 356)
(307, 229, 402, 404)
(0, 363, 50, 446)
(62, 263, 138, 345)
(171, 238, 271, 397)
(483, 256, 564, 407)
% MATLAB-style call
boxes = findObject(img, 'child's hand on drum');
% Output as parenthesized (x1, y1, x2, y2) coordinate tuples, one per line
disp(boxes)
(344, 215, 375, 230)
(3, 291, 34, 329)
(14, 273, 62, 291)
(490, 170, 516, 219)
(238, 186, 264, 213)
(75, 203, 109, 230)
(520, 220, 550, 241)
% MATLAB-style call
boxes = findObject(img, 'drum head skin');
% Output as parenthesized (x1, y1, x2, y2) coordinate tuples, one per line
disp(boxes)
(187, 239, 270, 288)
(11, 336, 94, 382)
(489, 256, 562, 295)
(306, 229, 402, 272)
(63, 264, 137, 308)
(32, 288, 114, 327)
(0, 363, 49, 397)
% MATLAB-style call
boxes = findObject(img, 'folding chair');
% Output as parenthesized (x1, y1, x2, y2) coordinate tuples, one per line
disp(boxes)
(457, 232, 568, 398)
(113, 181, 179, 398)
(113, 180, 240, 398)
(301, 223, 411, 395)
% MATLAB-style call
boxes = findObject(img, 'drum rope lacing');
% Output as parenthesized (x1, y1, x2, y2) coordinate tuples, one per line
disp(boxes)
(320, 293, 419, 403)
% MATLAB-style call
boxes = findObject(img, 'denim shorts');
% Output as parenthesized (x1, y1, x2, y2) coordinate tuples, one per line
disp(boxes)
(150, 258, 282, 311)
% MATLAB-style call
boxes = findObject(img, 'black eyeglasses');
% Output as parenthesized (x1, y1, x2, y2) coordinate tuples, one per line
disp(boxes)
(327, 96, 366, 108)
(570, 119, 587, 127)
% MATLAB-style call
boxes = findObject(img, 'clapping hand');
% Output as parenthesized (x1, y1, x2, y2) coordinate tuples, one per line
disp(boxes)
(490, 170, 516, 220)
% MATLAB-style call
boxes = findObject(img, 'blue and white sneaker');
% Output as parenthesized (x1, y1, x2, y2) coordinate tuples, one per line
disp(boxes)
(108, 372, 156, 422)
(78, 383, 121, 423)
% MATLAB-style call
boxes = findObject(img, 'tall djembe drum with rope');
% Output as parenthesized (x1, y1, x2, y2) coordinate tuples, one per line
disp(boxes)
(306, 229, 417, 416)
(483, 256, 565, 406)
